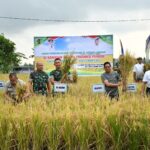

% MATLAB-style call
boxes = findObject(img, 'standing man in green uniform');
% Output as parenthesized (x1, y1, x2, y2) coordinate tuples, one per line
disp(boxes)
(50, 58, 72, 95)
(29, 62, 51, 96)
(49, 58, 63, 85)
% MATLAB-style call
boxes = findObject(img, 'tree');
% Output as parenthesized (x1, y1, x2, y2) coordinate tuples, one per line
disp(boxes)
(0, 34, 26, 73)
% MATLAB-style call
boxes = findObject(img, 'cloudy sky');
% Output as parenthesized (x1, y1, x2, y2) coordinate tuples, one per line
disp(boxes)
(0, 0, 150, 64)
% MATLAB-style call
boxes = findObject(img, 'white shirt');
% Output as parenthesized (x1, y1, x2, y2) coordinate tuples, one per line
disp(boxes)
(133, 63, 144, 79)
(143, 70, 150, 88)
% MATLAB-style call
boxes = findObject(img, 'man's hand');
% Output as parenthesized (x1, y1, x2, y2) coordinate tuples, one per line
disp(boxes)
(23, 92, 31, 99)
(4, 93, 13, 102)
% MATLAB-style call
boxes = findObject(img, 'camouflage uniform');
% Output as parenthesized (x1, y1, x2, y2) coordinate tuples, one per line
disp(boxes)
(49, 69, 63, 82)
(50, 69, 71, 95)
(29, 71, 49, 96)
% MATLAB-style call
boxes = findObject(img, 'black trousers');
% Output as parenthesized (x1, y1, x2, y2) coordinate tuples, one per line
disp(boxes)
(109, 94, 119, 100)
(146, 88, 150, 96)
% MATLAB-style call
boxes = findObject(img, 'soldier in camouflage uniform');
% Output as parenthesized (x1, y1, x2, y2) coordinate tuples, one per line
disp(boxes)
(29, 62, 50, 96)
(49, 58, 63, 96)
(49, 58, 72, 84)
(49, 58, 63, 84)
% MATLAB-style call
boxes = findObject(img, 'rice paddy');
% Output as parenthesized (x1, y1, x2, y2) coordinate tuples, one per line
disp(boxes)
(0, 74, 150, 150)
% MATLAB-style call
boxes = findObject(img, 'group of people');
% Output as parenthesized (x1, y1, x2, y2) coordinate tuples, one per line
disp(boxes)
(4, 58, 63, 102)
(4, 57, 150, 103)
(101, 57, 150, 99)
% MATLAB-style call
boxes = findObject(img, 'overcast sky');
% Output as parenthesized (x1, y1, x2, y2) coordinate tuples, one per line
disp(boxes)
(0, 0, 150, 64)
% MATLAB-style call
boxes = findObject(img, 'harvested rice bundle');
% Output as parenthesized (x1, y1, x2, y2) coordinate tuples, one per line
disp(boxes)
(61, 55, 77, 83)
(16, 84, 27, 103)
(119, 52, 135, 92)
(144, 63, 150, 73)
(72, 69, 78, 83)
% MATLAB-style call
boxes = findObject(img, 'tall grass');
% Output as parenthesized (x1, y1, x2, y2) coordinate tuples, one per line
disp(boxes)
(0, 74, 150, 149)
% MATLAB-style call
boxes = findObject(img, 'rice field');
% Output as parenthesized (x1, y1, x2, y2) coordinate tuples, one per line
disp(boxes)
(0, 74, 150, 150)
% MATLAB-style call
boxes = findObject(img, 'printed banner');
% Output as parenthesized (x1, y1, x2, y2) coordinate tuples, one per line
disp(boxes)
(34, 35, 113, 76)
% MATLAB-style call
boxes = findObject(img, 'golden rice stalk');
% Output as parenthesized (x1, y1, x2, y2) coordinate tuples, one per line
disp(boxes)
(72, 70, 78, 83)
(144, 63, 150, 73)
(16, 84, 27, 103)
(119, 51, 135, 92)
(61, 55, 77, 83)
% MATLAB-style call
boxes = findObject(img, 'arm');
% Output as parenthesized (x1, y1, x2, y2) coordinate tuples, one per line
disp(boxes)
(101, 73, 121, 88)
(133, 65, 136, 82)
(47, 79, 51, 93)
(4, 92, 13, 102)
(103, 80, 120, 87)
(142, 72, 147, 96)
(50, 77, 55, 85)
(49, 72, 55, 85)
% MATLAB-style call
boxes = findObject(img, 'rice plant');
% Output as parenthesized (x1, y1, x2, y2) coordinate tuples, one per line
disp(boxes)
(0, 74, 150, 149)
(61, 55, 77, 83)
(16, 83, 27, 103)
(144, 63, 150, 73)
(119, 52, 135, 92)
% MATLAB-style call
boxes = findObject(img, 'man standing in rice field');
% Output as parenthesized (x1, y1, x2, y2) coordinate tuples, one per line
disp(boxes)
(4, 73, 28, 103)
(49, 58, 63, 85)
(101, 62, 121, 100)
(49, 58, 72, 95)
(49, 58, 72, 84)
(133, 57, 144, 82)
(142, 67, 150, 96)
(49, 58, 64, 96)
(29, 62, 51, 96)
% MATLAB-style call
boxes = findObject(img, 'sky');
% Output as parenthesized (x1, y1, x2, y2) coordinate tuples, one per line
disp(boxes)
(0, 0, 150, 64)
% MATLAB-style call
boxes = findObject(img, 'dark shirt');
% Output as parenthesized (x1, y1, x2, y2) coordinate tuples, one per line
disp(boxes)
(50, 69, 63, 82)
(101, 71, 121, 97)
(29, 71, 49, 95)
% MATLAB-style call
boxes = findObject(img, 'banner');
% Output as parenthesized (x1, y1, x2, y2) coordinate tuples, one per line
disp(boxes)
(34, 35, 113, 76)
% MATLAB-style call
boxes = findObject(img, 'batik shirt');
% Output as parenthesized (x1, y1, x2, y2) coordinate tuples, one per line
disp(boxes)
(29, 71, 49, 95)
